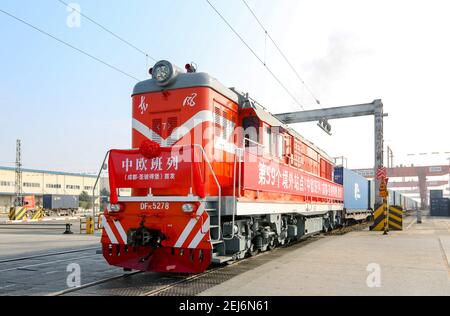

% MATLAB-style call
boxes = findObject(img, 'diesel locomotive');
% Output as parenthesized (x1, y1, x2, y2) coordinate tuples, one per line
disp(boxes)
(100, 60, 367, 274)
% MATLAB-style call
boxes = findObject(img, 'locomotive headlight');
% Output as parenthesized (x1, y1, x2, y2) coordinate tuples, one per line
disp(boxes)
(154, 64, 170, 82)
(182, 203, 194, 213)
(108, 203, 122, 213)
(152, 60, 177, 86)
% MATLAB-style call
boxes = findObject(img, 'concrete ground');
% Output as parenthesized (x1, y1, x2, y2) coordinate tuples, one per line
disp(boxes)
(0, 219, 99, 258)
(200, 216, 450, 296)
(0, 221, 125, 296)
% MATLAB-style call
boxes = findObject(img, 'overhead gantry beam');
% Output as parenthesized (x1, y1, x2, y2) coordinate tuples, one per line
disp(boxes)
(275, 99, 387, 206)
(354, 165, 450, 178)
(354, 165, 450, 209)
(274, 100, 385, 124)
(388, 180, 449, 189)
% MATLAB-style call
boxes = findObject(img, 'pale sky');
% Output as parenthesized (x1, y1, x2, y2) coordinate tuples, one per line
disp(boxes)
(1, 0, 449, 197)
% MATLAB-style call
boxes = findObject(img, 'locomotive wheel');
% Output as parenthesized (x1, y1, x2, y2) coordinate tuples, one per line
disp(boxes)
(267, 239, 276, 251)
(248, 244, 258, 257)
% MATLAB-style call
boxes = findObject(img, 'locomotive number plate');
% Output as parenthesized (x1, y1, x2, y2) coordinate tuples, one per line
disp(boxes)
(140, 202, 170, 211)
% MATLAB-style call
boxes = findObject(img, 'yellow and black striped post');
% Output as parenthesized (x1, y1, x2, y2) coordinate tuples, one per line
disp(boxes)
(31, 207, 45, 220)
(371, 203, 403, 231)
(388, 205, 403, 231)
(8, 207, 29, 221)
(9, 207, 15, 220)
(371, 203, 387, 232)
(384, 198, 389, 235)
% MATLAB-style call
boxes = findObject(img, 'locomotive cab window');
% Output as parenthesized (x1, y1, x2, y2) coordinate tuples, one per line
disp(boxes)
(271, 127, 283, 160)
(242, 116, 260, 148)
(263, 126, 271, 156)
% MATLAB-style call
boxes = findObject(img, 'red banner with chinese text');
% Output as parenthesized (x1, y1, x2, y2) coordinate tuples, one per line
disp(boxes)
(108, 148, 204, 203)
(242, 152, 344, 200)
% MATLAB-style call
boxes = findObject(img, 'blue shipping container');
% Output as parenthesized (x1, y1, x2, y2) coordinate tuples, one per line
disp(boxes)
(394, 191, 402, 206)
(334, 167, 369, 210)
(43, 195, 79, 209)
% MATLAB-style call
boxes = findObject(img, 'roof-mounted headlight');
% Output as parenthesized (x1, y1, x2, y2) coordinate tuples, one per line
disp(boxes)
(151, 60, 178, 86)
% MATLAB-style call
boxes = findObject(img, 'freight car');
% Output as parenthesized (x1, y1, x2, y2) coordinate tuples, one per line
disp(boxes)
(98, 60, 371, 274)
(334, 167, 372, 222)
(387, 190, 418, 212)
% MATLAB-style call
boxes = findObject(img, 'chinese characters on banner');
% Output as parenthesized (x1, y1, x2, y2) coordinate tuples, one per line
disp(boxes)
(109, 150, 190, 189)
(108, 150, 344, 200)
(243, 153, 344, 200)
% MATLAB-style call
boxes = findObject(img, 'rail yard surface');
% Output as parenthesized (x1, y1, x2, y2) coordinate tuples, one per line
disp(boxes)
(201, 216, 450, 296)
(0, 215, 448, 296)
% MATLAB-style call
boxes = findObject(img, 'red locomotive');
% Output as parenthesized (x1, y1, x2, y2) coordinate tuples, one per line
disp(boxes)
(100, 60, 344, 273)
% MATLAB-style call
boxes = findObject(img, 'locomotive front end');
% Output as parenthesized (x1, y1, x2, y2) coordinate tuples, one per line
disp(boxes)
(100, 60, 231, 273)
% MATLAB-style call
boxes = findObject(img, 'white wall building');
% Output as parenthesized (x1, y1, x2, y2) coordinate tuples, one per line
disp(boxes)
(0, 166, 99, 213)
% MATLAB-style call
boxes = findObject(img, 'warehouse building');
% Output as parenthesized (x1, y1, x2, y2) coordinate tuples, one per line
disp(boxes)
(0, 166, 100, 213)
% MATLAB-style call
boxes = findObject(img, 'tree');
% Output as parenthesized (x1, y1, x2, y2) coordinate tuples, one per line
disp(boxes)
(79, 191, 92, 210)
(100, 188, 110, 211)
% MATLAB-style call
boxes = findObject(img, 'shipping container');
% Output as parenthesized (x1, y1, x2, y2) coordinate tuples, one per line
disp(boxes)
(394, 191, 402, 206)
(334, 167, 369, 211)
(403, 197, 418, 211)
(43, 195, 79, 210)
(430, 198, 450, 217)
(368, 180, 376, 210)
(430, 190, 443, 199)
(388, 189, 395, 206)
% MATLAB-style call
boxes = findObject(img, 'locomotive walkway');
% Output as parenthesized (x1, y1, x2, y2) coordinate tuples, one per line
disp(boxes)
(200, 216, 450, 296)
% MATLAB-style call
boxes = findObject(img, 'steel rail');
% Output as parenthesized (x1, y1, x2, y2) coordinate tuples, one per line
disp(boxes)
(0, 247, 100, 264)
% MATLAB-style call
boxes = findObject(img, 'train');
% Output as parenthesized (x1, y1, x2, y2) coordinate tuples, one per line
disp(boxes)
(100, 60, 404, 274)
(386, 189, 419, 212)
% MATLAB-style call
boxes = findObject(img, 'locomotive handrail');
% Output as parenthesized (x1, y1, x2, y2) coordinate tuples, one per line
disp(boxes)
(243, 137, 264, 148)
(196, 144, 222, 242)
(92, 150, 111, 232)
(224, 147, 244, 241)
(171, 144, 222, 242)
(243, 137, 265, 157)
(243, 137, 306, 168)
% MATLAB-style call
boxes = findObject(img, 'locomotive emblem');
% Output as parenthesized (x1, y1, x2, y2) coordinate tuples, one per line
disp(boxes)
(183, 93, 197, 107)
(138, 96, 149, 114)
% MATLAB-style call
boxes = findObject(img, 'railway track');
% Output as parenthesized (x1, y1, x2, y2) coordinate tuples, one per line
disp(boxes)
(0, 247, 100, 264)
(0, 247, 102, 276)
(53, 222, 370, 296)
(326, 221, 372, 236)
(55, 246, 291, 296)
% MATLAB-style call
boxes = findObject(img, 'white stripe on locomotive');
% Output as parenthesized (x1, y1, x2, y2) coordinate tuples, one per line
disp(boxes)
(188, 216, 210, 249)
(132, 110, 236, 152)
(101, 215, 119, 244)
(174, 203, 205, 248)
(113, 220, 128, 244)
